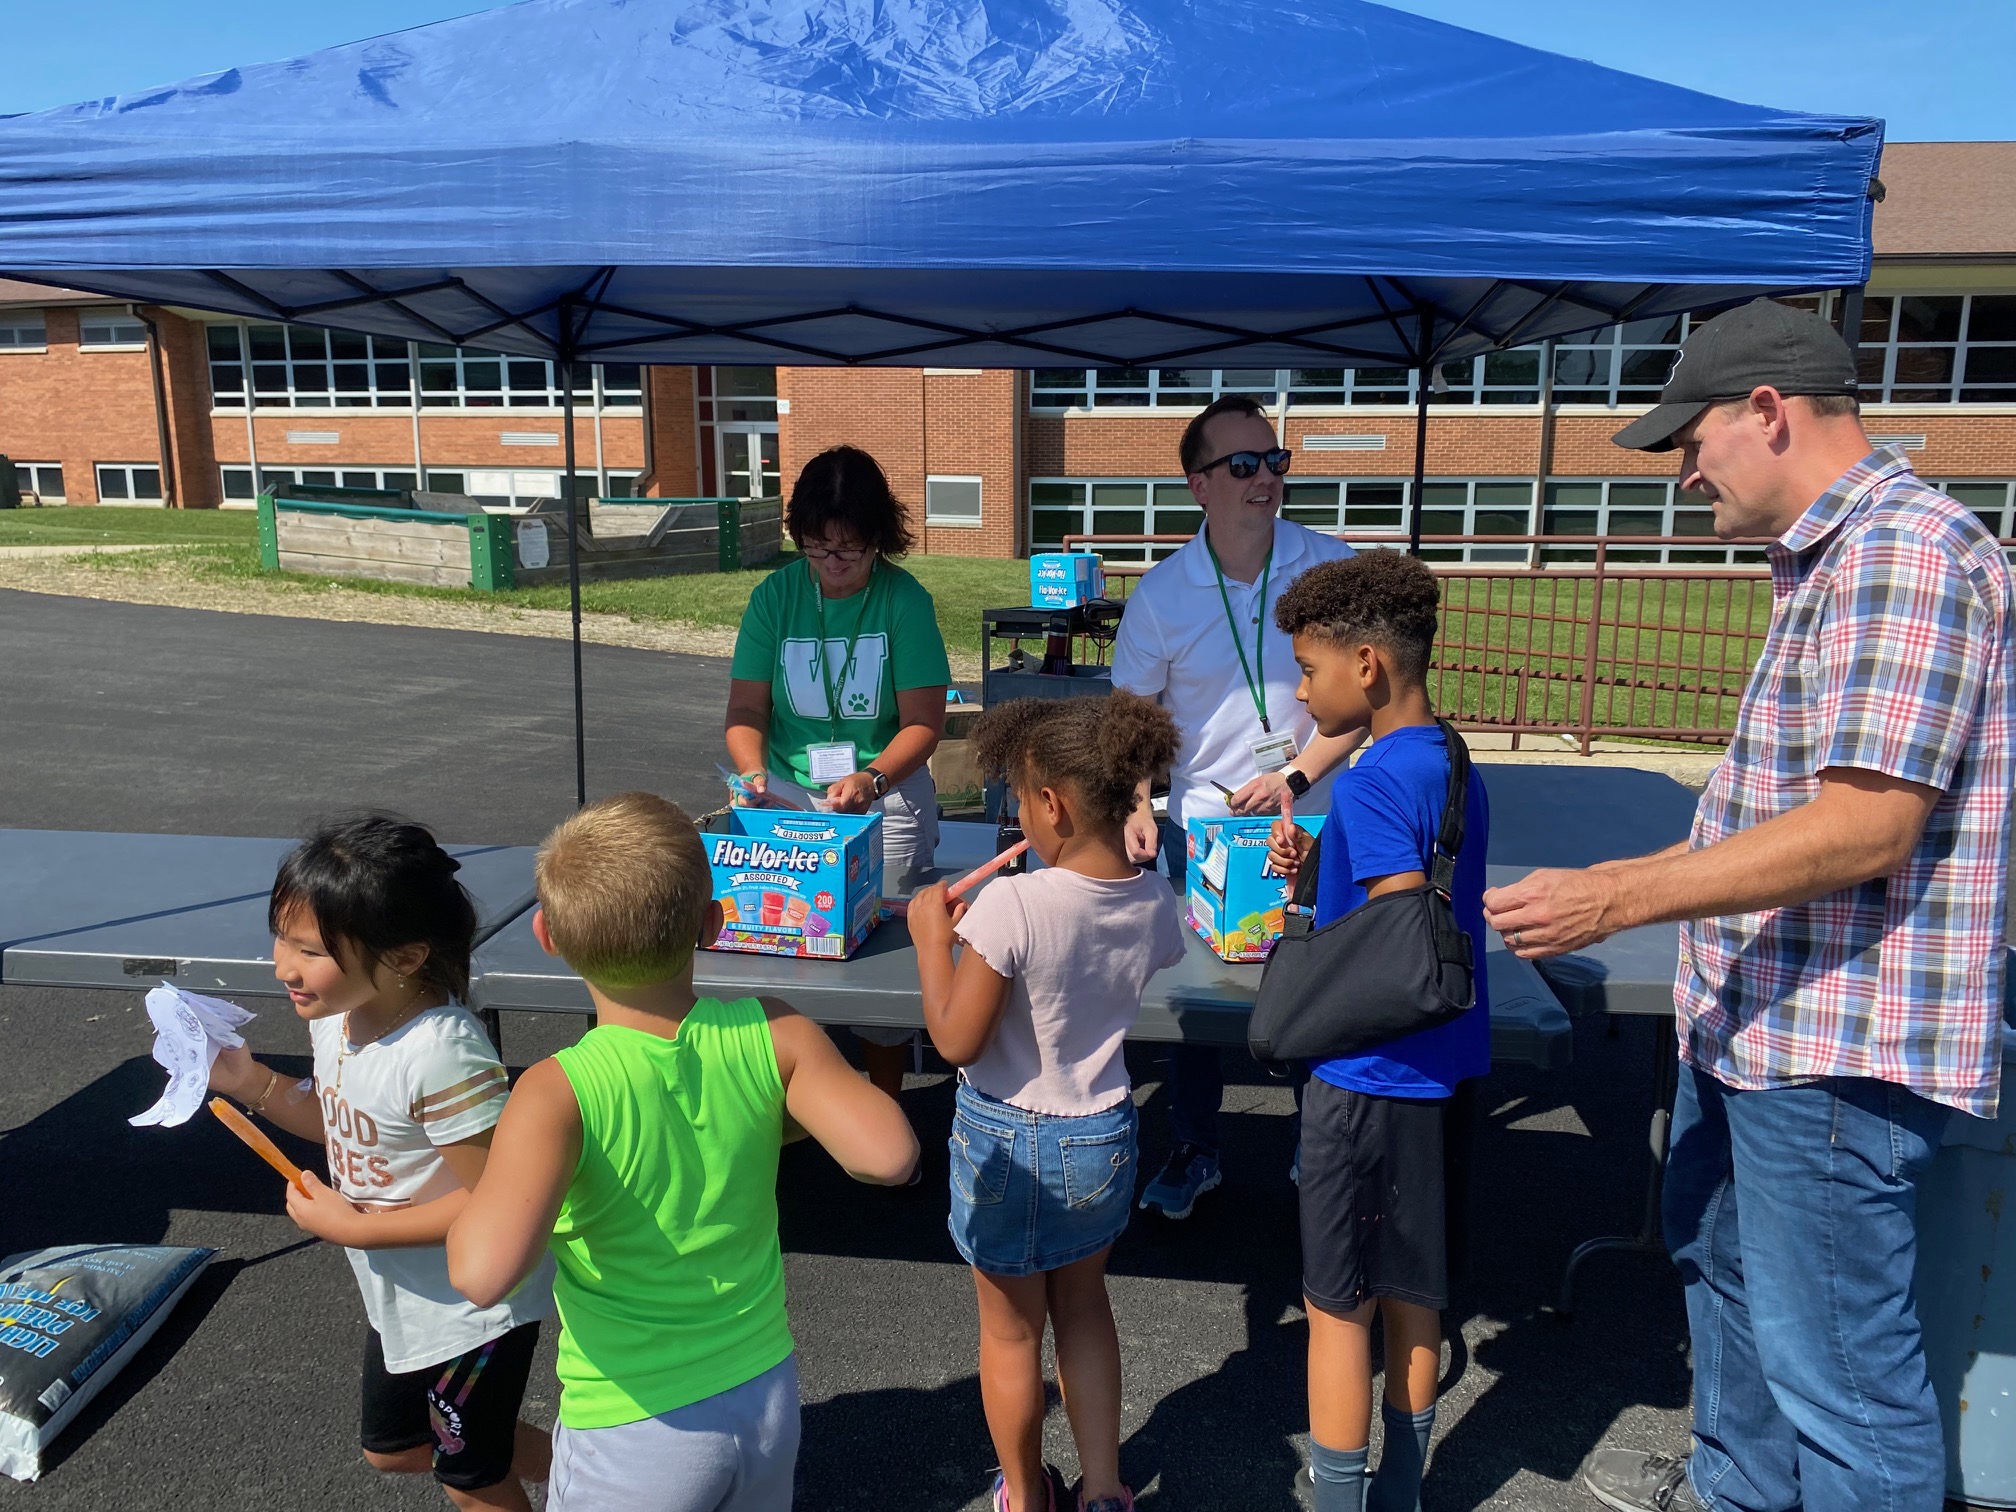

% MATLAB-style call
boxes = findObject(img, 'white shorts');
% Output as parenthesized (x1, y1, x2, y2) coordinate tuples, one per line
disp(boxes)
(550, 1356, 798, 1512)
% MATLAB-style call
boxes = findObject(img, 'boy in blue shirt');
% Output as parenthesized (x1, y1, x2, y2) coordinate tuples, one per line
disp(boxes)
(1266, 551, 1490, 1512)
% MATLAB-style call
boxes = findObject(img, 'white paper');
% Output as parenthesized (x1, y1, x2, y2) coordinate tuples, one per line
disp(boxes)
(128, 983, 256, 1128)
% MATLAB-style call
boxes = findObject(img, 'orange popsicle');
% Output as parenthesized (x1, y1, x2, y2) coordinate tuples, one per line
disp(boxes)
(209, 1096, 310, 1195)
(946, 840, 1030, 900)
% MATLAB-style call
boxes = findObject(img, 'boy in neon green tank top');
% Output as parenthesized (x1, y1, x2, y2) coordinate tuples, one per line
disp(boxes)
(448, 793, 919, 1512)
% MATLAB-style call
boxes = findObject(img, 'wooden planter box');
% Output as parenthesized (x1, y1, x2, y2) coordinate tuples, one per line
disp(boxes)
(257, 493, 782, 591)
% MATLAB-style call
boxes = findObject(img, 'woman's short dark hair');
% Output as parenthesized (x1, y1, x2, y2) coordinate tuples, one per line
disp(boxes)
(268, 814, 477, 1000)
(786, 445, 915, 557)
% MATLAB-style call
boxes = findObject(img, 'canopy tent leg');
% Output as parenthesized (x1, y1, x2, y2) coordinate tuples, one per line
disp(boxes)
(1408, 367, 1431, 558)
(1408, 309, 1435, 558)
(559, 335, 587, 809)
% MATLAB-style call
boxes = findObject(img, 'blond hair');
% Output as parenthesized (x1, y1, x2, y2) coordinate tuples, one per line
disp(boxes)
(535, 792, 713, 988)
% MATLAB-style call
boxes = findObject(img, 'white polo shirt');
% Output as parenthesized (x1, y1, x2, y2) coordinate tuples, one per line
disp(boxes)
(1111, 515, 1356, 828)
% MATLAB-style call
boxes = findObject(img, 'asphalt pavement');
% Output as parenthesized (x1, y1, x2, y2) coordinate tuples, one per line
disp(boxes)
(0, 590, 1692, 1510)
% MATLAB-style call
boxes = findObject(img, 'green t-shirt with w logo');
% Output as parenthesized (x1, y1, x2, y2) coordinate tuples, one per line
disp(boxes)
(729, 557, 951, 786)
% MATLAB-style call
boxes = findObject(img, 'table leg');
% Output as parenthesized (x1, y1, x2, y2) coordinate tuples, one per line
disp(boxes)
(1555, 1015, 1677, 1317)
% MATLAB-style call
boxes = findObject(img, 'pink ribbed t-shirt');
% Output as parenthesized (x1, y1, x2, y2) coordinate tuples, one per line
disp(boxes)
(953, 866, 1187, 1116)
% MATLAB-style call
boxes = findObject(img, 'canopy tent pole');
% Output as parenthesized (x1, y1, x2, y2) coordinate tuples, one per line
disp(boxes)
(1408, 310, 1434, 558)
(558, 305, 588, 809)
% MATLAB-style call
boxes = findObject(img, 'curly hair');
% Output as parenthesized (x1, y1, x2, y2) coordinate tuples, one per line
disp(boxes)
(786, 445, 915, 558)
(970, 691, 1178, 828)
(1273, 550, 1442, 684)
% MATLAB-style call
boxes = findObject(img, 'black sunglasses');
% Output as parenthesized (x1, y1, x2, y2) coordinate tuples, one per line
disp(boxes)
(1195, 447, 1292, 479)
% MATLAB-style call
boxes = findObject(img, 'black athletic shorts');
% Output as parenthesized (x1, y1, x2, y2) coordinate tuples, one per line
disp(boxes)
(1298, 1078, 1449, 1314)
(359, 1320, 541, 1490)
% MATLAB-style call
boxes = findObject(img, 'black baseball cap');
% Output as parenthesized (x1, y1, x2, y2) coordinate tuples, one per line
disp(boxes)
(1611, 298, 1860, 453)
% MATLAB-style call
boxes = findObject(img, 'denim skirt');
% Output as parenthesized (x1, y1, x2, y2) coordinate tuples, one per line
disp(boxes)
(947, 1079, 1137, 1277)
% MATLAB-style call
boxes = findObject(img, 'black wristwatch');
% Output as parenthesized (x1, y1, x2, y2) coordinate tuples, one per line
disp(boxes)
(1283, 767, 1311, 798)
(867, 766, 890, 798)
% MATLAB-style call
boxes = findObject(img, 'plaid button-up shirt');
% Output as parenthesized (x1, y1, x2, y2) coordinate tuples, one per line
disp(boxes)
(1677, 448, 2015, 1118)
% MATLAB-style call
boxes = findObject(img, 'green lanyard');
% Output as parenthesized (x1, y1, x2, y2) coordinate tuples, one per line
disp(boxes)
(809, 556, 878, 739)
(1208, 539, 1273, 734)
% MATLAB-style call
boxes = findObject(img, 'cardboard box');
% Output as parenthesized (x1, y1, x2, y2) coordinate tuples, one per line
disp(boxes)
(1184, 814, 1324, 962)
(1029, 552, 1105, 609)
(705, 809, 883, 960)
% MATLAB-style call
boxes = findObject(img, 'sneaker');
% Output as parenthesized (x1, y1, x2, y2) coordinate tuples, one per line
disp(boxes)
(1079, 1492, 1134, 1512)
(1581, 1450, 1707, 1511)
(990, 1467, 1069, 1512)
(1138, 1142, 1222, 1219)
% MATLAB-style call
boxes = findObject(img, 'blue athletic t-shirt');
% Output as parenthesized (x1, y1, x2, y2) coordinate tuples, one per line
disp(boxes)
(1310, 723, 1492, 1099)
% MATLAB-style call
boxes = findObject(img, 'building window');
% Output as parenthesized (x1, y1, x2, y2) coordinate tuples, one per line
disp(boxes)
(1028, 357, 1553, 411)
(95, 464, 164, 502)
(1938, 480, 2016, 538)
(695, 367, 778, 423)
(1540, 479, 1758, 564)
(206, 322, 642, 411)
(223, 467, 421, 500)
(925, 476, 983, 526)
(0, 310, 47, 350)
(15, 463, 65, 501)
(1856, 294, 2016, 404)
(78, 308, 148, 349)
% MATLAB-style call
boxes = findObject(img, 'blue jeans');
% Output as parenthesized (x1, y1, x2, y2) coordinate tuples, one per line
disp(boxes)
(1662, 1067, 1950, 1512)
(948, 1081, 1138, 1276)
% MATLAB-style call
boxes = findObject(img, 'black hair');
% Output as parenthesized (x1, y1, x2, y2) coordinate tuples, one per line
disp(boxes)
(1273, 550, 1443, 685)
(786, 445, 915, 557)
(1179, 393, 1272, 474)
(268, 814, 476, 1000)
(970, 691, 1179, 827)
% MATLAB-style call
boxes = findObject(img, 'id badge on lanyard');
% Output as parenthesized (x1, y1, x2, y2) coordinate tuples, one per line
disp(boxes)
(805, 741, 859, 784)
(1248, 731, 1298, 774)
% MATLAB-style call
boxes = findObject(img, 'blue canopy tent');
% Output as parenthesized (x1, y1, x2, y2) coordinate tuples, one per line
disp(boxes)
(0, 0, 1882, 799)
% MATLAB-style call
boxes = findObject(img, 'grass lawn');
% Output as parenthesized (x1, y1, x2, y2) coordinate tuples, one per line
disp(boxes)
(0, 505, 258, 546)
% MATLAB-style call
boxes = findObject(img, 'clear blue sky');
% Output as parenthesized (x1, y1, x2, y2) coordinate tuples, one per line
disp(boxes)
(5, 0, 2011, 140)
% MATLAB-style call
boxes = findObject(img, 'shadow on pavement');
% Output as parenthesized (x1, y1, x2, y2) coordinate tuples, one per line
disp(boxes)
(0, 1053, 320, 1254)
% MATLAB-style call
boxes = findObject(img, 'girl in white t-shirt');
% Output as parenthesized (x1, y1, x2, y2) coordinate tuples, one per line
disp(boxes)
(207, 816, 555, 1511)
(910, 692, 1186, 1512)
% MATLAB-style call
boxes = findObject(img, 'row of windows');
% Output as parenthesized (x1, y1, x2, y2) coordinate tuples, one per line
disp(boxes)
(223, 466, 643, 509)
(1028, 293, 2016, 411)
(0, 307, 149, 351)
(1029, 476, 2016, 565)
(204, 323, 643, 411)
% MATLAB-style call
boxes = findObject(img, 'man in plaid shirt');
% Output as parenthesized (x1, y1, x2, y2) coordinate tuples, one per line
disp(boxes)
(1486, 299, 2013, 1512)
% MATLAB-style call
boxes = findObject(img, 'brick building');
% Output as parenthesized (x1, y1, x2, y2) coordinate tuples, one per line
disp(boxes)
(4, 142, 2012, 560)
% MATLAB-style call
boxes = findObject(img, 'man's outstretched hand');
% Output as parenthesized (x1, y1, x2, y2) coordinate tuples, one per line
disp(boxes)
(1482, 868, 1619, 959)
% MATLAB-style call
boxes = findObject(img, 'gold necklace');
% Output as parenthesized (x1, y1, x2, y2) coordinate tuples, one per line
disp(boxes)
(331, 988, 429, 1095)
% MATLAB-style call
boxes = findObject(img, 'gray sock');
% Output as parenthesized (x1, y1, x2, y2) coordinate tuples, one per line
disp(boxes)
(1309, 1440, 1369, 1512)
(1366, 1401, 1436, 1512)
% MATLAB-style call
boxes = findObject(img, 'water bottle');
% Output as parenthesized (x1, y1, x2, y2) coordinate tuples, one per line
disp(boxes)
(1039, 630, 1072, 677)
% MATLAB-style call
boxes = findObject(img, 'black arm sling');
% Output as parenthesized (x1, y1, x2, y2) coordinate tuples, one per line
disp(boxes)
(1248, 719, 1476, 1064)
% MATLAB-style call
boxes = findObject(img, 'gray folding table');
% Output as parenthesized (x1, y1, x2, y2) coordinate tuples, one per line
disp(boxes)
(0, 830, 535, 997)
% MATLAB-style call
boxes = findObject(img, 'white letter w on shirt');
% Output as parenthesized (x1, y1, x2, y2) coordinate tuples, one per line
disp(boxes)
(780, 635, 888, 722)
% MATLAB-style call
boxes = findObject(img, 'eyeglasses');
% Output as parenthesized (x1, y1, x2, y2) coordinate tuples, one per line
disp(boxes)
(1194, 448, 1292, 479)
(800, 544, 870, 564)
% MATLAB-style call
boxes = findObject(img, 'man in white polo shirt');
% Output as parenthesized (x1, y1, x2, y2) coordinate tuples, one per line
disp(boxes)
(1112, 393, 1365, 1218)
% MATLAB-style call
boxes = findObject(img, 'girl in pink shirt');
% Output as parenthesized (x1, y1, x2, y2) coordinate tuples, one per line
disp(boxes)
(910, 692, 1186, 1512)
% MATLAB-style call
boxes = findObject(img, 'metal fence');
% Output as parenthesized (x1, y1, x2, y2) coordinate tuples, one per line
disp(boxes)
(1062, 532, 1777, 752)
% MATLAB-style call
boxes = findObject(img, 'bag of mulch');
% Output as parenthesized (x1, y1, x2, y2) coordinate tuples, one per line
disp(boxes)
(0, 1244, 214, 1481)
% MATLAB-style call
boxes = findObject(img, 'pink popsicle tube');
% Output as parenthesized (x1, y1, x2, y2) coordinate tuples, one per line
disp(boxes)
(784, 897, 810, 926)
(947, 841, 1030, 900)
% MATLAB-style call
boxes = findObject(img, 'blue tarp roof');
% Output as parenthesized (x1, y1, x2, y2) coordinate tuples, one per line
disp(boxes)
(0, 0, 1882, 368)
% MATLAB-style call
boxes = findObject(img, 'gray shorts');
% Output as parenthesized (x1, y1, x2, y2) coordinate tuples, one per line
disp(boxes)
(856, 766, 937, 1048)
(549, 1355, 798, 1512)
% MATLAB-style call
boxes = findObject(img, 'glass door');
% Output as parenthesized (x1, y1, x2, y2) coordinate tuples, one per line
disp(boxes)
(717, 427, 780, 500)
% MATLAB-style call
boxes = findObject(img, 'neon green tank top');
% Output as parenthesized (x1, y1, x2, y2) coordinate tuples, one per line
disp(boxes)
(549, 998, 792, 1428)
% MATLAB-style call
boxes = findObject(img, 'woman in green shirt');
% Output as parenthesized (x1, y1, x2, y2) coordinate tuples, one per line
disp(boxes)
(725, 446, 951, 1096)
